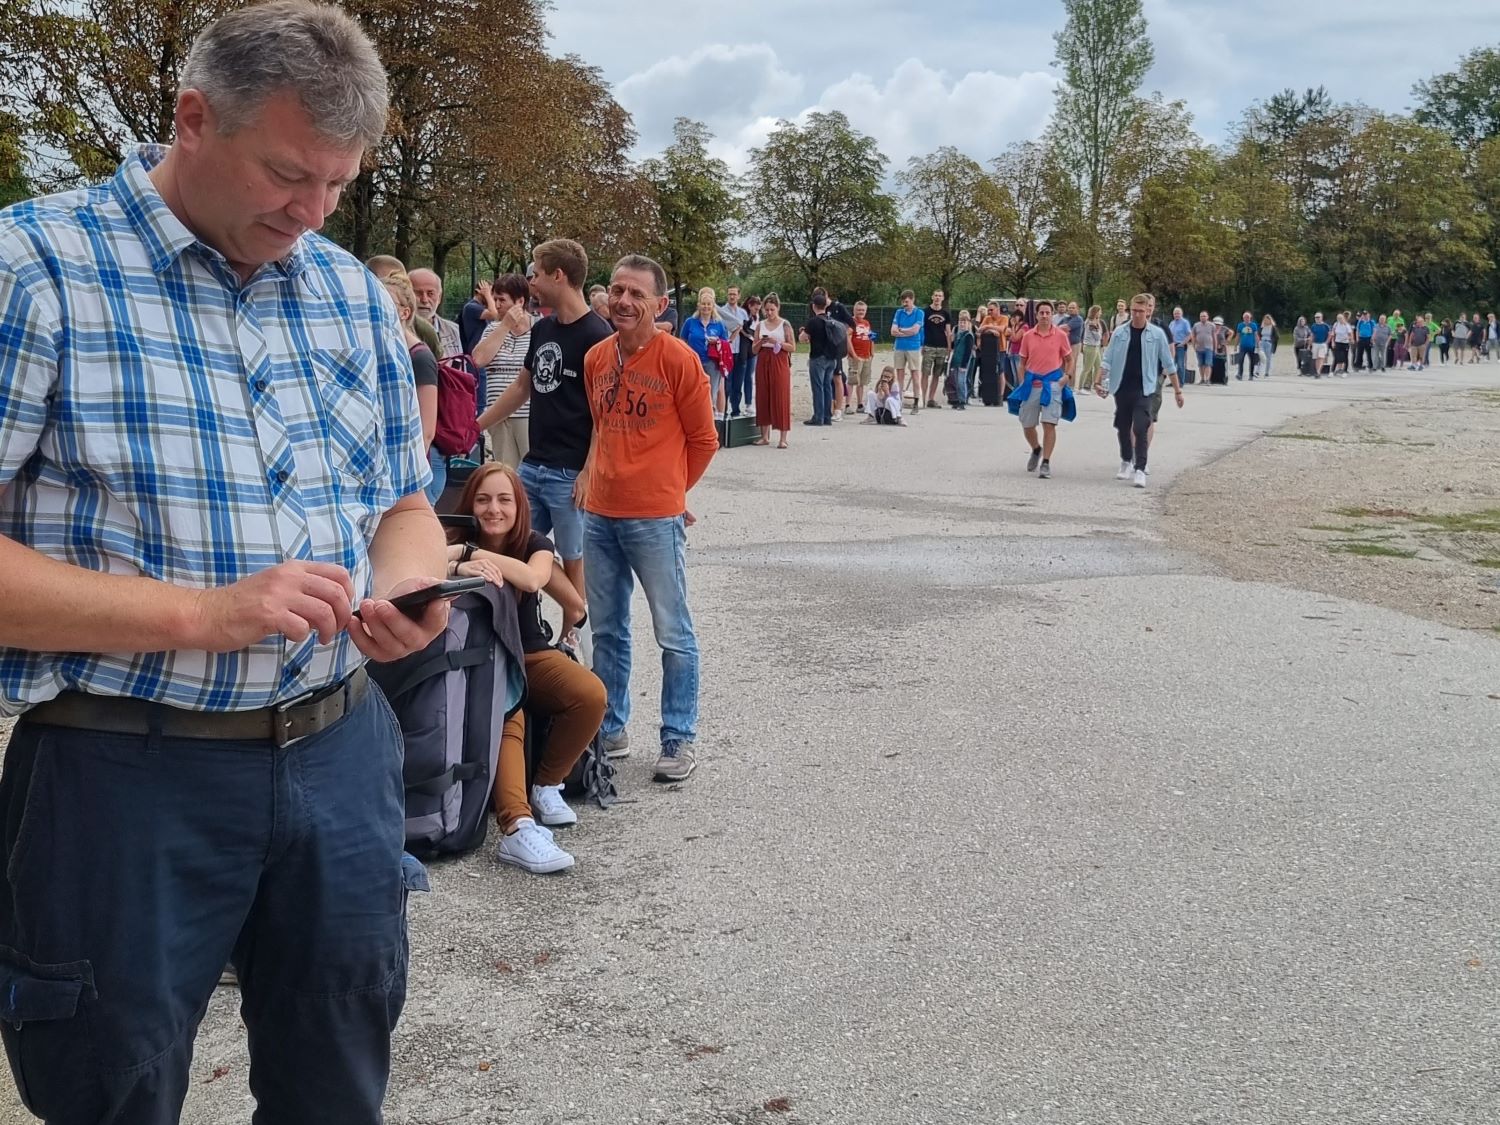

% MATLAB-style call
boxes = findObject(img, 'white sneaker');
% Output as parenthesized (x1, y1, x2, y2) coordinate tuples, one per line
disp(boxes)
(530, 783, 577, 827)
(496, 818, 575, 874)
(1115, 461, 1132, 481)
(832, 409, 843, 421)
(1133, 469, 1147, 488)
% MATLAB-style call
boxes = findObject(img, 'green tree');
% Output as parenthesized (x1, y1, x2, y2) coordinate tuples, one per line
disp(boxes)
(1219, 140, 1306, 309)
(1413, 47, 1500, 150)
(1049, 0, 1154, 306)
(1473, 136, 1500, 297)
(0, 112, 31, 208)
(1127, 149, 1235, 305)
(1, 0, 237, 188)
(1357, 117, 1491, 304)
(743, 111, 894, 291)
(980, 141, 1056, 297)
(640, 118, 741, 316)
(897, 146, 996, 295)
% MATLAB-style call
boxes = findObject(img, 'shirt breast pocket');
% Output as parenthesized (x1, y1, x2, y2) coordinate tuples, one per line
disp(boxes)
(310, 348, 384, 485)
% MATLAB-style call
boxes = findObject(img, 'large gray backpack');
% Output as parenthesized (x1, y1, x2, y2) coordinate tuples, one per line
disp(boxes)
(371, 584, 526, 860)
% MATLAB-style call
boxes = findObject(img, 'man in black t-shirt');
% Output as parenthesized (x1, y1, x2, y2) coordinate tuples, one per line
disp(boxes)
(798, 292, 842, 425)
(476, 238, 612, 596)
(921, 291, 954, 409)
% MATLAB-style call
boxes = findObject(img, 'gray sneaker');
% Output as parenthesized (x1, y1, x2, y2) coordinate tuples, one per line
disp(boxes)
(600, 729, 631, 759)
(1026, 448, 1041, 473)
(1038, 459, 1052, 479)
(653, 740, 696, 783)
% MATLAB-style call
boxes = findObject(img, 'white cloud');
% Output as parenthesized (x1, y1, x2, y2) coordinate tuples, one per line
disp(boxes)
(614, 44, 804, 154)
(812, 58, 1061, 171)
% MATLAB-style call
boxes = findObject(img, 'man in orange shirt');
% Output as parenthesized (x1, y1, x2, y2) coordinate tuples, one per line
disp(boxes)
(1010, 299, 1073, 479)
(581, 254, 718, 782)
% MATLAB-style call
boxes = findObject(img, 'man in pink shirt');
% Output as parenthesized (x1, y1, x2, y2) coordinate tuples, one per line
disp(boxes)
(1011, 299, 1073, 479)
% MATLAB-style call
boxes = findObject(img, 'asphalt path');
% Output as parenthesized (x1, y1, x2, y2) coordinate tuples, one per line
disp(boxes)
(5, 363, 1497, 1125)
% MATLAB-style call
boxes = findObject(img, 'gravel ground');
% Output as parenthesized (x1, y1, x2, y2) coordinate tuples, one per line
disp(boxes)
(3, 361, 1499, 1125)
(1164, 383, 1500, 634)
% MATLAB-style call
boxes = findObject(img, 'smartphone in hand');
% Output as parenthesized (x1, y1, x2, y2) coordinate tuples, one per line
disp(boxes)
(353, 576, 486, 620)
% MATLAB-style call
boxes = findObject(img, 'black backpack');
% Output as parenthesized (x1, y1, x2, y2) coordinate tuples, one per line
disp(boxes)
(370, 584, 526, 860)
(823, 315, 849, 357)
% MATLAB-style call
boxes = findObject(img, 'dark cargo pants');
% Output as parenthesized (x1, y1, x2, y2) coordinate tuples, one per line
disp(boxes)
(0, 685, 410, 1125)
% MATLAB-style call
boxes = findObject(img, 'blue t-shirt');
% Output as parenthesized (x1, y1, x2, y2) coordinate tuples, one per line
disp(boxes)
(1169, 317, 1191, 344)
(1309, 322, 1331, 344)
(680, 313, 727, 362)
(892, 306, 924, 351)
(1237, 322, 1258, 349)
(1357, 318, 1374, 338)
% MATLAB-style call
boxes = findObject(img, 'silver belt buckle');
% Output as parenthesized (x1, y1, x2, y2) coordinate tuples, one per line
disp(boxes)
(272, 693, 309, 748)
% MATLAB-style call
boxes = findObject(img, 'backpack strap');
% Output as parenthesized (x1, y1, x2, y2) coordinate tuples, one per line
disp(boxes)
(382, 645, 490, 702)
(406, 760, 486, 798)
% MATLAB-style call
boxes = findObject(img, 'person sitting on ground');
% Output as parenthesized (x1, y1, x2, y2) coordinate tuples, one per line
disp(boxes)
(865, 368, 905, 425)
(448, 462, 605, 874)
(380, 271, 442, 503)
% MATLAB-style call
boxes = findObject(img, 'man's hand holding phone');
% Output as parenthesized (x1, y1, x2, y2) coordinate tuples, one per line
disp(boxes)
(349, 576, 475, 663)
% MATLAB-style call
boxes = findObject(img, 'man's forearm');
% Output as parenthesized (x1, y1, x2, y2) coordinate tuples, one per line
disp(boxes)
(369, 503, 447, 599)
(476, 375, 530, 431)
(0, 531, 199, 653)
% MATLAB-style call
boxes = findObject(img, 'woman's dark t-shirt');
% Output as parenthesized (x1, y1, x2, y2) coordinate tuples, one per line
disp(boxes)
(513, 531, 557, 653)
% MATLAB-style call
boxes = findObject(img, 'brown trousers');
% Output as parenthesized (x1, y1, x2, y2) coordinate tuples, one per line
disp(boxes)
(492, 649, 607, 831)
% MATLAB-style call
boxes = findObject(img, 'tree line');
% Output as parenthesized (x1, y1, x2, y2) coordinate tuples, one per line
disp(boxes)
(3, 0, 1497, 319)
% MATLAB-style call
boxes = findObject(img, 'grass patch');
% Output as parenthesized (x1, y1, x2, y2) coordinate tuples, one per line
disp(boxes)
(1270, 432, 1336, 442)
(1474, 558, 1500, 569)
(1328, 542, 1419, 559)
(1412, 509, 1500, 534)
(1305, 524, 1348, 532)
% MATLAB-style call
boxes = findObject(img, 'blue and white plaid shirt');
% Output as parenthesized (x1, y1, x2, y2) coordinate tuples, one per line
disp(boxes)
(0, 145, 430, 715)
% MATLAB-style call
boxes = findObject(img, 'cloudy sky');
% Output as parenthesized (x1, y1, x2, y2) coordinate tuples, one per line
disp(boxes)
(549, 0, 1488, 174)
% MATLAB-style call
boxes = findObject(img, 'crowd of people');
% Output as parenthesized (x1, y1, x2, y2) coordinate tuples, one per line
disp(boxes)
(2, 1, 1498, 1120)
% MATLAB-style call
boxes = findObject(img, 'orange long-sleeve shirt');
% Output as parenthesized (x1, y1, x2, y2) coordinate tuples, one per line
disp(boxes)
(582, 331, 718, 518)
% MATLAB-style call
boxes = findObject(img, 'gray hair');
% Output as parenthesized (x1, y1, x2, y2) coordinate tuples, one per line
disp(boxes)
(613, 255, 668, 298)
(179, 0, 388, 147)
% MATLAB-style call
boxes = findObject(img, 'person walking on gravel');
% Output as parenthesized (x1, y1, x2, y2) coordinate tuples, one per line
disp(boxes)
(1096, 294, 1181, 488)
(1006, 300, 1073, 479)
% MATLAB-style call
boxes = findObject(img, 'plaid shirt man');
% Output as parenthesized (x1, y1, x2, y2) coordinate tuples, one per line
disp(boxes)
(0, 144, 429, 715)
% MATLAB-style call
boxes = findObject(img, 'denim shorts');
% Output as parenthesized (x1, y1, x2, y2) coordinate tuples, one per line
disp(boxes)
(519, 460, 584, 561)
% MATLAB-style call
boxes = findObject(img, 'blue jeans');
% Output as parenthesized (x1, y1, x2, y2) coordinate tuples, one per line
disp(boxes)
(1174, 343, 1189, 381)
(584, 513, 698, 747)
(808, 355, 836, 423)
(743, 353, 756, 408)
(519, 460, 584, 561)
(0, 684, 411, 1124)
(425, 446, 447, 506)
(951, 359, 970, 404)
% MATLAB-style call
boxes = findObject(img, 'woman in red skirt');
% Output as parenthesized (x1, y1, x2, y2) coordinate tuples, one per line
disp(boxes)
(752, 292, 795, 448)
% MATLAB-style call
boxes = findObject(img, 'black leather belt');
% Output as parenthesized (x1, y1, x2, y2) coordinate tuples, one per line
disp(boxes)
(26, 666, 369, 748)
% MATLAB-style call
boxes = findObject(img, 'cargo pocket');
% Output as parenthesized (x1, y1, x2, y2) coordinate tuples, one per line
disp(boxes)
(0, 945, 95, 1113)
